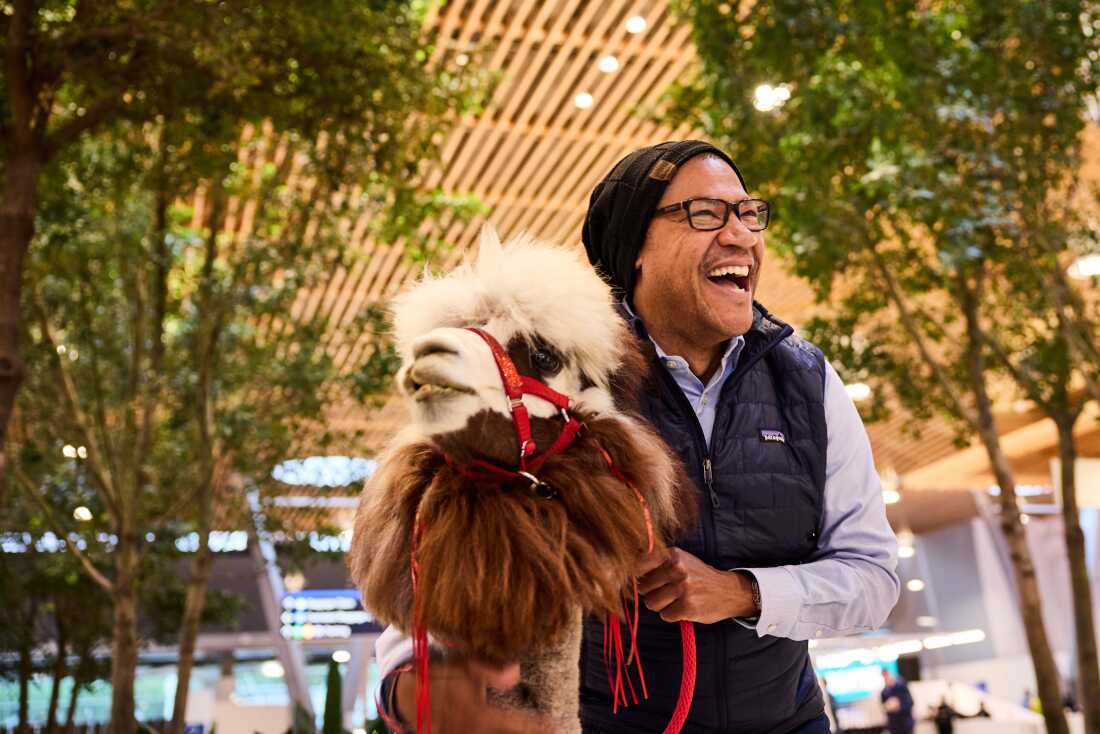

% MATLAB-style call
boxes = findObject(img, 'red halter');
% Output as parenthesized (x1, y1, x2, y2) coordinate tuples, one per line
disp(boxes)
(446, 326, 586, 496)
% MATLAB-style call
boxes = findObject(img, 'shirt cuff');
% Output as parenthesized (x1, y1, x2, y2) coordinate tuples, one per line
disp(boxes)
(734, 566, 803, 638)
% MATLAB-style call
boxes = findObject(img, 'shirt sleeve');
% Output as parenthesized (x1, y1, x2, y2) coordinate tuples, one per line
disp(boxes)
(375, 624, 415, 678)
(735, 359, 900, 639)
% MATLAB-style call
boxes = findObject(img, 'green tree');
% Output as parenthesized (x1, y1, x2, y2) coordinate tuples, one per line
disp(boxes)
(323, 659, 345, 734)
(15, 116, 478, 734)
(0, 0, 482, 494)
(5, 4, 486, 731)
(664, 1, 1100, 731)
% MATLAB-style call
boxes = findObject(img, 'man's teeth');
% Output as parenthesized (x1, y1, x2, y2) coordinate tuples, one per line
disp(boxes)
(706, 265, 750, 278)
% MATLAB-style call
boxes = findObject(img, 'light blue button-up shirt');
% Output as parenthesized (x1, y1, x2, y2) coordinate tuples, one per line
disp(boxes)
(640, 312, 899, 641)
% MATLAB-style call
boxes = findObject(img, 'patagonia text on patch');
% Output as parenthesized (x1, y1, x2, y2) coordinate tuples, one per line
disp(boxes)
(759, 429, 786, 443)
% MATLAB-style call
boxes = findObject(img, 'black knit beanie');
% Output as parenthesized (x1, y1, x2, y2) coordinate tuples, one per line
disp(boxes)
(582, 140, 745, 299)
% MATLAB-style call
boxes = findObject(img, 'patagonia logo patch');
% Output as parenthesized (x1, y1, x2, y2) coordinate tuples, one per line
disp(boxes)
(649, 160, 677, 181)
(760, 429, 786, 444)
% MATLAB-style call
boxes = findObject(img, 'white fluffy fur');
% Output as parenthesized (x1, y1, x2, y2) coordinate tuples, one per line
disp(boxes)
(392, 226, 627, 394)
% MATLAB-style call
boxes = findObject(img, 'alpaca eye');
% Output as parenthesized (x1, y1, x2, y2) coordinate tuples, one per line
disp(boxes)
(532, 347, 562, 374)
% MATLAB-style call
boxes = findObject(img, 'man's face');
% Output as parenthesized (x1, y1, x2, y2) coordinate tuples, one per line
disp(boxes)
(633, 156, 765, 346)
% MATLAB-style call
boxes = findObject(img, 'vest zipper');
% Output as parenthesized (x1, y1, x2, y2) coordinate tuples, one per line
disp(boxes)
(703, 457, 718, 508)
(653, 362, 725, 728)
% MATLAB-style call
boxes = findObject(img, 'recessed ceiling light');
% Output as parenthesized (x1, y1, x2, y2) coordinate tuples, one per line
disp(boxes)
(1069, 254, 1100, 279)
(574, 92, 594, 109)
(845, 382, 872, 401)
(625, 15, 647, 34)
(907, 579, 925, 592)
(599, 55, 620, 73)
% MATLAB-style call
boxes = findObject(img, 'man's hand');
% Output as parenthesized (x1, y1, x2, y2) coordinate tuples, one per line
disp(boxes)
(393, 656, 554, 733)
(635, 547, 758, 623)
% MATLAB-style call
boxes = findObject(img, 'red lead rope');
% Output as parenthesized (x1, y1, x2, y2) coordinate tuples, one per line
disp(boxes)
(407, 327, 696, 734)
(597, 445, 696, 734)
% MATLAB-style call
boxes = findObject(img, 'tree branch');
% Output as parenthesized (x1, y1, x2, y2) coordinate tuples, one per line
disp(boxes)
(984, 330, 1048, 407)
(10, 464, 115, 593)
(43, 95, 121, 161)
(135, 166, 171, 489)
(868, 245, 979, 426)
(30, 294, 122, 520)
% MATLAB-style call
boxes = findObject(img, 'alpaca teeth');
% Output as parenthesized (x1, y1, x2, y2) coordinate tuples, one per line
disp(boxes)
(706, 265, 750, 278)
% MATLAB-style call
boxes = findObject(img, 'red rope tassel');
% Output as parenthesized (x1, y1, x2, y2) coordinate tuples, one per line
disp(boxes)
(597, 442, 695, 734)
(410, 509, 432, 734)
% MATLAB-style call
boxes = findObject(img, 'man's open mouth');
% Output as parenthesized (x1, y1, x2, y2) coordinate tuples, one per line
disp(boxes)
(705, 264, 752, 293)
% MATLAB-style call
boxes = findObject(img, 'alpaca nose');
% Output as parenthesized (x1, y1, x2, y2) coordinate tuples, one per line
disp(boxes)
(411, 332, 463, 360)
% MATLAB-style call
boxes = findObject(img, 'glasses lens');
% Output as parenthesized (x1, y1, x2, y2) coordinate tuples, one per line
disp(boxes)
(739, 199, 769, 231)
(687, 199, 727, 230)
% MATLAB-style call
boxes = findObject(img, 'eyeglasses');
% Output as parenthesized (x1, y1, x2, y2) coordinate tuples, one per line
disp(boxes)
(654, 197, 771, 232)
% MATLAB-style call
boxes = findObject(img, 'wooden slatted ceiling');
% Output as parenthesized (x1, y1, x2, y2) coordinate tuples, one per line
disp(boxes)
(309, 0, 967, 473)
(262, 0, 1093, 531)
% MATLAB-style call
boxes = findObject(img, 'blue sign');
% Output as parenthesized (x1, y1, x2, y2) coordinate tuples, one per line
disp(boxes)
(819, 659, 899, 704)
(280, 588, 382, 640)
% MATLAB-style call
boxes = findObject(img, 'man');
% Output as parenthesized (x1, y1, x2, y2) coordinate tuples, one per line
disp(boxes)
(880, 669, 914, 734)
(375, 140, 899, 733)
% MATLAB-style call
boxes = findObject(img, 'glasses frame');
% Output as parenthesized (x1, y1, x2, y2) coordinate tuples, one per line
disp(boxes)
(654, 197, 772, 232)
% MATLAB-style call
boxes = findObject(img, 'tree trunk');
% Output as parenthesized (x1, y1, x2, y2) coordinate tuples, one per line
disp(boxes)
(1058, 416, 1100, 733)
(960, 278, 1069, 734)
(167, 529, 215, 734)
(108, 538, 140, 734)
(64, 663, 83, 733)
(46, 621, 68, 734)
(17, 628, 32, 734)
(0, 147, 41, 490)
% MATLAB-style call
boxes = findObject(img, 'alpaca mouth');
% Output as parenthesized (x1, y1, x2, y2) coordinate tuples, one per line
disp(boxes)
(405, 364, 475, 401)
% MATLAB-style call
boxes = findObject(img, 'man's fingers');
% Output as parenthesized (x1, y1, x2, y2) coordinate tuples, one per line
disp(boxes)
(641, 580, 683, 613)
(659, 598, 689, 623)
(633, 547, 671, 577)
(637, 556, 687, 595)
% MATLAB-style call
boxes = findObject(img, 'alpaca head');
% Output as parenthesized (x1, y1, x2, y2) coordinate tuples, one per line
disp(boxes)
(349, 226, 694, 664)
(392, 226, 626, 465)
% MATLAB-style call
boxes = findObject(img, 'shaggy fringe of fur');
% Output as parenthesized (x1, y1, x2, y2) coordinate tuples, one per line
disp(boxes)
(348, 409, 693, 665)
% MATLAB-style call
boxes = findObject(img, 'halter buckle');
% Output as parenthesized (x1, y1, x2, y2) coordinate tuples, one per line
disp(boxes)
(517, 471, 557, 500)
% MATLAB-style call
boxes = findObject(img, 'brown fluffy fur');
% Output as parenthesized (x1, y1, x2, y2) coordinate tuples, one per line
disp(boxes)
(349, 330, 694, 666)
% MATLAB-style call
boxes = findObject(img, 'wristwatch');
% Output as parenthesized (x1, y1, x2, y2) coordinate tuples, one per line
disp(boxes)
(744, 572, 762, 614)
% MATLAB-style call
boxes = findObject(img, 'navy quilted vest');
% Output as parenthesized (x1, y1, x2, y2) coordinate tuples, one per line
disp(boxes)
(580, 303, 828, 734)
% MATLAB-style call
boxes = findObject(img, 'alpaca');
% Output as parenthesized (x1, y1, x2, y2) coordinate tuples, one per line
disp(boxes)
(348, 226, 695, 732)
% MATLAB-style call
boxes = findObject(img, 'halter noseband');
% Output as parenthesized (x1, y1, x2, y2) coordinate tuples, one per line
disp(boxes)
(449, 327, 585, 497)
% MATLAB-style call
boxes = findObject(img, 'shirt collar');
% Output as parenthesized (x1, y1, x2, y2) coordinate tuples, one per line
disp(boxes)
(620, 299, 745, 378)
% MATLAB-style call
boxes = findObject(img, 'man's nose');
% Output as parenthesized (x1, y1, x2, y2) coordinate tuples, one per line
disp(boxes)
(716, 214, 758, 249)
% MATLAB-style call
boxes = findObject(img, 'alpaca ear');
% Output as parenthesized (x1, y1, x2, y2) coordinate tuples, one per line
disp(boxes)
(478, 223, 503, 259)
